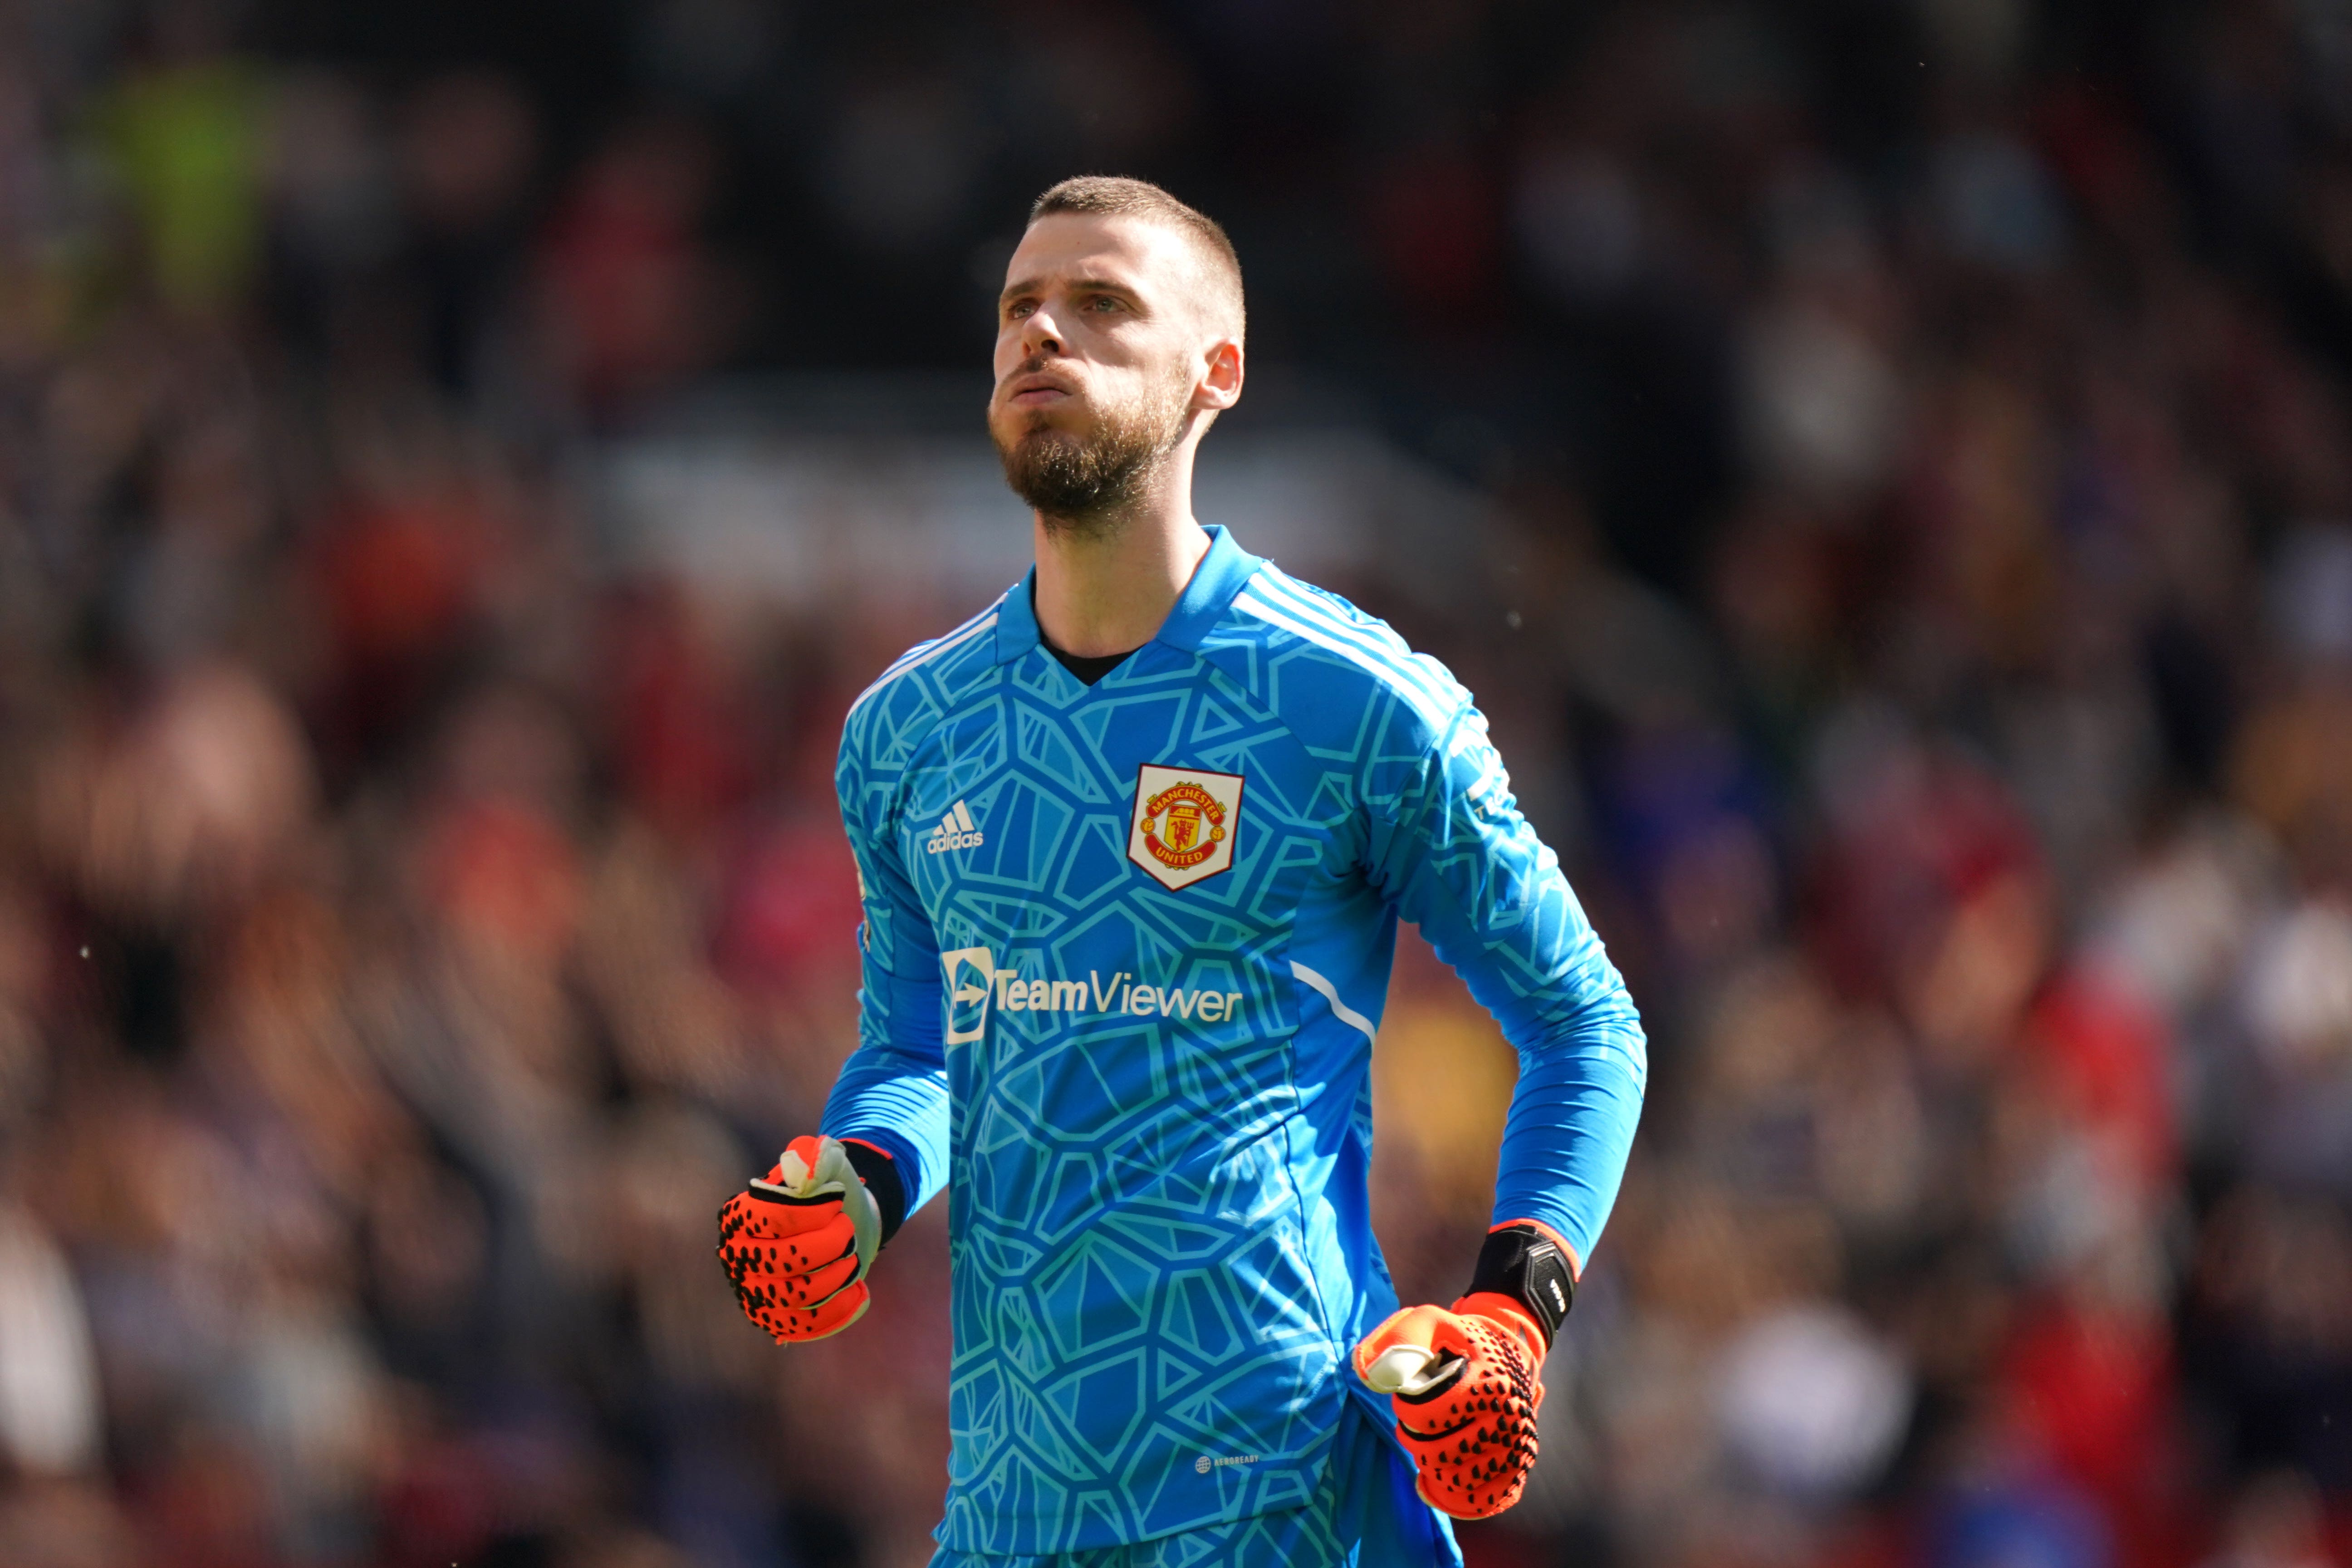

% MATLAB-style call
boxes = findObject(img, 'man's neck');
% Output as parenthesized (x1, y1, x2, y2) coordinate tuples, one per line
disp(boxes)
(1030, 457, 1211, 658)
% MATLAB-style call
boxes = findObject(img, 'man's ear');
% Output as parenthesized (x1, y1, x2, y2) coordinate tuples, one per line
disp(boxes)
(1194, 337, 1244, 413)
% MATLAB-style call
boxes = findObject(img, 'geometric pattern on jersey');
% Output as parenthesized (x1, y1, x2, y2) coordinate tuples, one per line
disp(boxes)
(926, 1487, 1346, 1568)
(922, 1393, 1461, 1568)
(825, 527, 1646, 1556)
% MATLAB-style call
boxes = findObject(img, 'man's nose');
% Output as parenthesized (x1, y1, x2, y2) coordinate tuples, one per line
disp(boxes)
(1020, 305, 1064, 358)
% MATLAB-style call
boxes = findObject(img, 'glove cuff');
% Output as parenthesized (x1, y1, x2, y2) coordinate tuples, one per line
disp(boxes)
(840, 1138, 907, 1248)
(1466, 1221, 1576, 1349)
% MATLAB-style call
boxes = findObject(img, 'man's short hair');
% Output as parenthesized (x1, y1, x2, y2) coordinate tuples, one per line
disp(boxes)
(1030, 176, 1245, 342)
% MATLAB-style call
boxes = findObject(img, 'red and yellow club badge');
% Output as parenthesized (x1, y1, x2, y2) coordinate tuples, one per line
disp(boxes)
(1127, 764, 1244, 890)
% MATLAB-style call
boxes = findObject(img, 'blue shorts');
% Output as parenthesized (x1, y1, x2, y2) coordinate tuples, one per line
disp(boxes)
(928, 1395, 1460, 1568)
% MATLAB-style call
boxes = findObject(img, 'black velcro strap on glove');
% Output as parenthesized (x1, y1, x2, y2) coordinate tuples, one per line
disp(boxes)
(840, 1138, 907, 1248)
(1469, 1223, 1575, 1347)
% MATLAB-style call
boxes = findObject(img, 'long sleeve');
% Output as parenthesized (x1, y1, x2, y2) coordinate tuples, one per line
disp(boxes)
(1364, 701, 1646, 1272)
(818, 732, 951, 1218)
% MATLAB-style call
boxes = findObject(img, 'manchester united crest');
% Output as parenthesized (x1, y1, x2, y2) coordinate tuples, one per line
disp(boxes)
(1127, 764, 1244, 890)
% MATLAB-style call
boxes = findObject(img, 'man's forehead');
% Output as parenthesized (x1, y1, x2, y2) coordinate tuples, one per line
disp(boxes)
(1003, 212, 1196, 293)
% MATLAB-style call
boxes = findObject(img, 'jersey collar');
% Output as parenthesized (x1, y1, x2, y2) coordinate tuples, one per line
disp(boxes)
(993, 524, 1265, 666)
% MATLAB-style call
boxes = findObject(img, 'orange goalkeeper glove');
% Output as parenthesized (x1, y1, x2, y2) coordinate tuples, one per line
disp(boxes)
(1351, 1222, 1576, 1519)
(716, 1134, 905, 1343)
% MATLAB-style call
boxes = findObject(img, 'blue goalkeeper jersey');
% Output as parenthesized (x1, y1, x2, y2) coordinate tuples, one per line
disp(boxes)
(821, 525, 1646, 1555)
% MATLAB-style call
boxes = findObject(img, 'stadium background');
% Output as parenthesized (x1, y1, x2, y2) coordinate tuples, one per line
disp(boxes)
(0, 0, 2350, 1564)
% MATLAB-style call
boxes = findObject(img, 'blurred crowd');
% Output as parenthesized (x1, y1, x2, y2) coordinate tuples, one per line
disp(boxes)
(0, 1, 2350, 1567)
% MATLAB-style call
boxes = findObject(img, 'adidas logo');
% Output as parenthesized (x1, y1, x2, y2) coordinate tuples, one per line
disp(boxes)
(926, 800, 985, 855)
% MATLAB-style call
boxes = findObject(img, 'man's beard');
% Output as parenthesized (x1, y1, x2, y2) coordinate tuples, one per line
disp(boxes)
(992, 372, 1189, 539)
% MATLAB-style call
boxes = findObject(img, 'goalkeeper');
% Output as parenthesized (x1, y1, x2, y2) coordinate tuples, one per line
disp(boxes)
(716, 176, 1645, 1567)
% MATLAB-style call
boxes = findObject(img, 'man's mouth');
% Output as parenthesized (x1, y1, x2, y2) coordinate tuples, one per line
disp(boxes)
(999, 366, 1079, 410)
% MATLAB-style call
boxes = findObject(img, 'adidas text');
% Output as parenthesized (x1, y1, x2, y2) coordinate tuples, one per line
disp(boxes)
(927, 800, 985, 854)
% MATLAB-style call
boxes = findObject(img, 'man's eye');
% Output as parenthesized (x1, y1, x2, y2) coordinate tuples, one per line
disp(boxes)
(1088, 297, 1120, 312)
